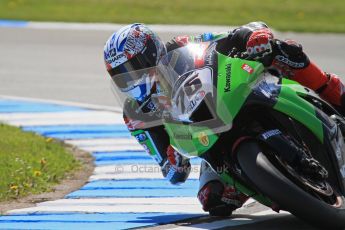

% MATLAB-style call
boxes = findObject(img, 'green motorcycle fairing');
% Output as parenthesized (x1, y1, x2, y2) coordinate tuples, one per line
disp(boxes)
(165, 51, 325, 157)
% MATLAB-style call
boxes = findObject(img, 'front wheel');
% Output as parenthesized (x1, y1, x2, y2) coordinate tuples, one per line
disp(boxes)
(236, 141, 345, 229)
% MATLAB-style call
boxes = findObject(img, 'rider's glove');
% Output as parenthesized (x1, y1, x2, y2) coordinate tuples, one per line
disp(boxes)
(161, 145, 191, 185)
(246, 28, 275, 66)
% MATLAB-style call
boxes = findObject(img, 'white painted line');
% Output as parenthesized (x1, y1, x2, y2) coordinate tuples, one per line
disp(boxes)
(89, 173, 162, 181)
(67, 138, 144, 152)
(90, 163, 201, 180)
(37, 197, 200, 206)
(8, 203, 205, 214)
(0, 95, 122, 113)
(66, 138, 139, 147)
(35, 198, 256, 211)
(82, 145, 144, 152)
(4, 119, 121, 127)
(93, 164, 183, 174)
(89, 169, 200, 181)
(0, 111, 123, 126)
(92, 164, 201, 177)
(94, 165, 129, 174)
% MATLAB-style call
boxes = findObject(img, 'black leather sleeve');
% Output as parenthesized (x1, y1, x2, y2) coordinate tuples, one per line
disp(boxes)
(165, 21, 271, 57)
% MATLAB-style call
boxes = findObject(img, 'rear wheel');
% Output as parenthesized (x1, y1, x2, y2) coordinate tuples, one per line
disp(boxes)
(236, 141, 345, 229)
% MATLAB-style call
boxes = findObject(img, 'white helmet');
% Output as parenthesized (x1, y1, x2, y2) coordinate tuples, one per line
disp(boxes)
(104, 23, 166, 102)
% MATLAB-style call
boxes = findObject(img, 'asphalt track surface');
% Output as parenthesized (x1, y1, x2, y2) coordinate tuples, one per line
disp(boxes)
(1, 23, 345, 229)
(0, 24, 344, 107)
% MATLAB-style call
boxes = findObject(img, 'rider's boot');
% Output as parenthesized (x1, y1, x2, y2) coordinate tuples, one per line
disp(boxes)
(197, 161, 249, 216)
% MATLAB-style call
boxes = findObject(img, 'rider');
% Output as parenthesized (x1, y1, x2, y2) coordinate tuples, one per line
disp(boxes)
(103, 22, 345, 216)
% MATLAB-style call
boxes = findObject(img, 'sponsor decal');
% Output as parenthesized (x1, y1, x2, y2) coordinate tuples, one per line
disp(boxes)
(261, 129, 281, 140)
(147, 102, 163, 117)
(106, 52, 126, 65)
(241, 64, 254, 74)
(224, 63, 232, 93)
(173, 133, 192, 139)
(336, 148, 342, 160)
(135, 133, 147, 142)
(221, 197, 242, 207)
(186, 90, 206, 113)
(146, 100, 157, 111)
(142, 143, 151, 155)
(271, 60, 295, 78)
(124, 26, 149, 57)
(135, 99, 162, 118)
(275, 55, 305, 68)
(198, 132, 210, 147)
(260, 87, 272, 98)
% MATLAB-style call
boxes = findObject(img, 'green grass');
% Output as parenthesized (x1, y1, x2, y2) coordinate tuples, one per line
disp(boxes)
(0, 123, 80, 202)
(0, 0, 345, 33)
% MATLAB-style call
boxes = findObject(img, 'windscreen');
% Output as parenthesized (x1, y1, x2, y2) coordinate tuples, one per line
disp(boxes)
(110, 44, 216, 128)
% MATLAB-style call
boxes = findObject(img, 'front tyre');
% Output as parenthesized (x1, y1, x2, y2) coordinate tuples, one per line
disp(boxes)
(236, 141, 345, 229)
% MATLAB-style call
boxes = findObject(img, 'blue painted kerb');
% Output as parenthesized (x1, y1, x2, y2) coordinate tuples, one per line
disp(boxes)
(0, 19, 29, 28)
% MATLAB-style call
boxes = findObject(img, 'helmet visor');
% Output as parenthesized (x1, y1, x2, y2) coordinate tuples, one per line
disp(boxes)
(109, 52, 156, 91)
(108, 38, 159, 90)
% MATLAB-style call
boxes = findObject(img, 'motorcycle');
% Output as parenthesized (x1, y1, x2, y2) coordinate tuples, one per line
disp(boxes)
(112, 41, 345, 229)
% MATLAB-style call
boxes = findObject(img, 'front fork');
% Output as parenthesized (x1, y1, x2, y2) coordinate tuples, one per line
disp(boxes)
(214, 135, 274, 208)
